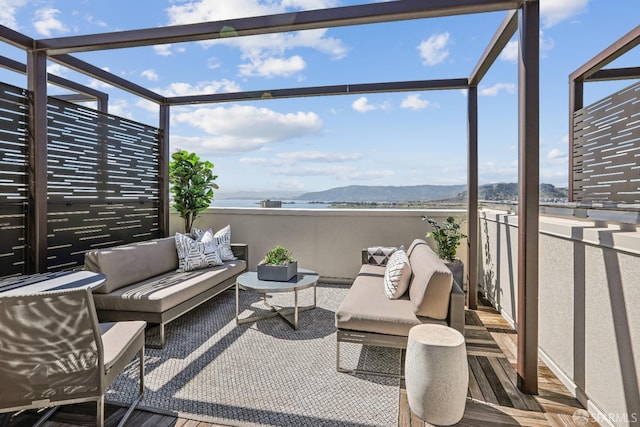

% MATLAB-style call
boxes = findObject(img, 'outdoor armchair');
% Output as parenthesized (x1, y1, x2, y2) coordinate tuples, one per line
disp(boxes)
(0, 286, 145, 427)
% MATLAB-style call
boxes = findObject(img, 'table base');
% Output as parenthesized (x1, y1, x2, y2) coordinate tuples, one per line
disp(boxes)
(235, 284, 316, 330)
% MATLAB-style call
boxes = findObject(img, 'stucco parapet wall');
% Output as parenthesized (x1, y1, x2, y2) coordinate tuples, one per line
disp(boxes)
(206, 207, 468, 218)
(481, 209, 640, 256)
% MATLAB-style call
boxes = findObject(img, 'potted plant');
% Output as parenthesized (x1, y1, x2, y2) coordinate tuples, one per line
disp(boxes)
(257, 245, 298, 282)
(169, 150, 218, 233)
(421, 215, 467, 288)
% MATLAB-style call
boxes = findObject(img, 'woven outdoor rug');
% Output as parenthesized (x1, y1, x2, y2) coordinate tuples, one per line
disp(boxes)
(106, 283, 401, 426)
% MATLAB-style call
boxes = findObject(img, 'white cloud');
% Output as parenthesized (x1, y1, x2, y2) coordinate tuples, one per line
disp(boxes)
(418, 32, 450, 66)
(46, 63, 67, 76)
(239, 55, 306, 78)
(273, 165, 394, 181)
(153, 44, 173, 56)
(401, 94, 430, 110)
(278, 151, 363, 163)
(547, 148, 568, 163)
(241, 151, 364, 166)
(500, 40, 518, 62)
(158, 79, 241, 97)
(165, 1, 347, 77)
(136, 99, 159, 113)
(141, 69, 159, 81)
(540, 0, 588, 28)
(172, 105, 322, 155)
(33, 8, 68, 37)
(352, 96, 390, 113)
(108, 99, 133, 119)
(479, 83, 515, 96)
(0, 0, 27, 29)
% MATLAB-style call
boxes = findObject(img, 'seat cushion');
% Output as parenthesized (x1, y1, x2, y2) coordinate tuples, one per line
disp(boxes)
(100, 320, 146, 387)
(408, 239, 453, 320)
(335, 267, 446, 337)
(86, 237, 179, 294)
(92, 260, 246, 313)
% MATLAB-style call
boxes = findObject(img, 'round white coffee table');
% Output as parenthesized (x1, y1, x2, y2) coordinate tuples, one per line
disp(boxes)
(235, 268, 318, 330)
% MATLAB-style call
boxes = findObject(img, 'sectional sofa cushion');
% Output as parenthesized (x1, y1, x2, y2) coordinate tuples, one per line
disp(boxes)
(335, 265, 447, 337)
(86, 236, 179, 294)
(383, 249, 412, 299)
(407, 240, 453, 320)
(92, 259, 246, 314)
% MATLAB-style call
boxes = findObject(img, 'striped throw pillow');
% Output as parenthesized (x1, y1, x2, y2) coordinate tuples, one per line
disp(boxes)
(175, 231, 222, 272)
(383, 249, 412, 299)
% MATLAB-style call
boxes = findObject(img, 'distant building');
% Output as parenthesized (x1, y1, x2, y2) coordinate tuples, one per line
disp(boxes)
(261, 200, 282, 208)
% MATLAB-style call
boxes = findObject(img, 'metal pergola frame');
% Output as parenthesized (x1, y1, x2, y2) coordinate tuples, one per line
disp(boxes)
(0, 0, 540, 393)
(568, 25, 640, 202)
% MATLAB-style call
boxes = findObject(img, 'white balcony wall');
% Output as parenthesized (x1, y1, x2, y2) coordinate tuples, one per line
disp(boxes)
(170, 208, 468, 284)
(479, 209, 640, 427)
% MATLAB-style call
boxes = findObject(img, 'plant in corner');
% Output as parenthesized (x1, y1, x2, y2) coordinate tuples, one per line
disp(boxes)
(169, 150, 218, 234)
(421, 215, 467, 287)
(257, 245, 298, 282)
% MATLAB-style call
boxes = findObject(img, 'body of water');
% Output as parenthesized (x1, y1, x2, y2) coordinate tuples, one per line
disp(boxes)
(211, 199, 331, 209)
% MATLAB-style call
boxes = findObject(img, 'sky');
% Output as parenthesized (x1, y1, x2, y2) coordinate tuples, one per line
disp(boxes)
(0, 0, 638, 197)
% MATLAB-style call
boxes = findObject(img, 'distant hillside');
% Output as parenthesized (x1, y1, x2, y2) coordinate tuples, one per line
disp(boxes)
(297, 185, 466, 202)
(297, 183, 567, 203)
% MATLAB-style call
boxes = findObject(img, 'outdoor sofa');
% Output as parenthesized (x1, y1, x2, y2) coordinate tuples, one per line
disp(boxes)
(335, 238, 465, 373)
(84, 234, 248, 347)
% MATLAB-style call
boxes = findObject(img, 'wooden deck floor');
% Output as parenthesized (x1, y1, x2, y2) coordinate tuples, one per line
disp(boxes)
(3, 303, 598, 427)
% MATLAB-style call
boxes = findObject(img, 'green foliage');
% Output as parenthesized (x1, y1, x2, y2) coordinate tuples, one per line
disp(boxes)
(169, 150, 218, 233)
(262, 245, 296, 266)
(421, 215, 467, 262)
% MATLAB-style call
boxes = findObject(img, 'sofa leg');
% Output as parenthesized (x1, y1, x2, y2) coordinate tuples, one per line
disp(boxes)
(146, 324, 166, 349)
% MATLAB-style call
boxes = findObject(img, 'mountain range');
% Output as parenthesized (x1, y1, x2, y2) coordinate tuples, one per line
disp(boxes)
(296, 183, 567, 202)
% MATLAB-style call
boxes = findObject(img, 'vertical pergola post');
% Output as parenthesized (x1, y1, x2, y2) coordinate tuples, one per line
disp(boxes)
(568, 80, 583, 203)
(26, 50, 48, 273)
(467, 85, 479, 310)
(159, 103, 170, 237)
(517, 0, 540, 394)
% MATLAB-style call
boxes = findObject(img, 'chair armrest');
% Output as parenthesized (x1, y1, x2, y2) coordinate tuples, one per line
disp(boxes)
(231, 243, 249, 262)
(447, 279, 465, 335)
(361, 249, 369, 265)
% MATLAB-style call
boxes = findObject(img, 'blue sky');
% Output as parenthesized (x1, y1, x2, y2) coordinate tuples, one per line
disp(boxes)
(0, 0, 638, 196)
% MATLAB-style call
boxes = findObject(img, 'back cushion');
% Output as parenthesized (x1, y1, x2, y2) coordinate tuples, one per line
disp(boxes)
(85, 237, 179, 294)
(408, 239, 453, 320)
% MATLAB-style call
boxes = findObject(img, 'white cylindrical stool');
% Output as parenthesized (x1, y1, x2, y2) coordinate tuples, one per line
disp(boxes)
(405, 324, 468, 426)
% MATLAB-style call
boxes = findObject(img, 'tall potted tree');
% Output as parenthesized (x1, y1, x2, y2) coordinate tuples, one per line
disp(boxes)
(169, 150, 218, 233)
(421, 215, 467, 289)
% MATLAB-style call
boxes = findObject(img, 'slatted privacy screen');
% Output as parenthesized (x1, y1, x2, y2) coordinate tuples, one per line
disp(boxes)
(46, 98, 161, 270)
(572, 80, 640, 203)
(0, 83, 28, 276)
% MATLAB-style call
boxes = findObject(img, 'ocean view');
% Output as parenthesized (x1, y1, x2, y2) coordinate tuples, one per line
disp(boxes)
(212, 199, 331, 209)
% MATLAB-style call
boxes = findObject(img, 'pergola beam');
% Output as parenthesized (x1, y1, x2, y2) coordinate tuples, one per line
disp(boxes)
(585, 66, 640, 81)
(0, 24, 34, 50)
(167, 79, 469, 106)
(37, 0, 520, 55)
(469, 10, 518, 86)
(50, 54, 165, 103)
(570, 24, 640, 81)
(0, 55, 109, 109)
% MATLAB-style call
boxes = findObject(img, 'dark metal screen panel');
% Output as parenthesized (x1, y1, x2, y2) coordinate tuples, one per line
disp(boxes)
(0, 83, 28, 277)
(46, 98, 161, 270)
(572, 80, 640, 203)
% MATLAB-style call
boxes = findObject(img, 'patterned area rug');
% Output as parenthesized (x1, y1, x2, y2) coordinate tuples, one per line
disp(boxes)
(106, 283, 401, 426)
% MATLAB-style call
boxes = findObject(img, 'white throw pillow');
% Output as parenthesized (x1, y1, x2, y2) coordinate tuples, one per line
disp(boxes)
(175, 232, 222, 272)
(214, 225, 237, 261)
(383, 249, 412, 299)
